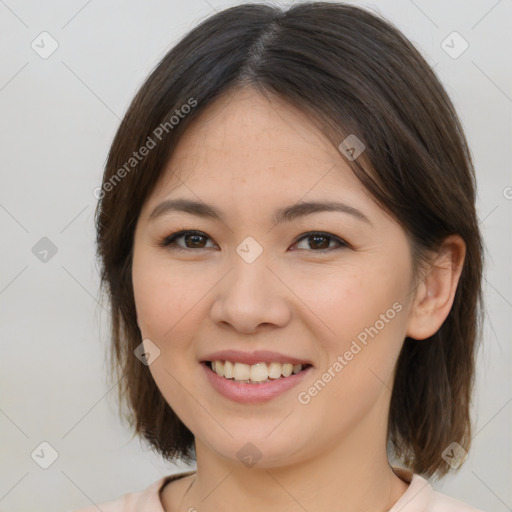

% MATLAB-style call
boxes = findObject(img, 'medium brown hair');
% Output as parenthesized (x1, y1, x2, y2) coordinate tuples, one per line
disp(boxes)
(95, 2, 484, 479)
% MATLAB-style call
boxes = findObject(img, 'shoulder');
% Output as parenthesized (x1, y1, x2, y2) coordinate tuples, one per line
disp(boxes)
(429, 488, 485, 512)
(71, 470, 196, 512)
(389, 467, 484, 512)
(71, 491, 139, 512)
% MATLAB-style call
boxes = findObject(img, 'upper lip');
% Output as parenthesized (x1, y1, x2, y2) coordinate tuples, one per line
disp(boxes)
(200, 350, 313, 367)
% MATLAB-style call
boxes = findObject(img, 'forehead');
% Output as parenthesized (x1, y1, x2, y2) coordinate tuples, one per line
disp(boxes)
(150, 87, 371, 205)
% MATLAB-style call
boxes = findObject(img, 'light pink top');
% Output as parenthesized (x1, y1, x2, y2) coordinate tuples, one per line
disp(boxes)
(72, 466, 484, 511)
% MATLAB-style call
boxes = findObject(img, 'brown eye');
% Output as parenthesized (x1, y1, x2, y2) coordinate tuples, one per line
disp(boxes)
(160, 230, 215, 250)
(159, 230, 348, 253)
(182, 233, 208, 248)
(292, 232, 348, 251)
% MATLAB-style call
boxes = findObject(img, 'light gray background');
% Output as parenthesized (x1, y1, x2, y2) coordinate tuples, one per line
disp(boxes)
(0, 1, 510, 511)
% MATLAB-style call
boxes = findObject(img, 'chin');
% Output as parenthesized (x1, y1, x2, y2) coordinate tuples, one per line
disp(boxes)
(197, 432, 311, 470)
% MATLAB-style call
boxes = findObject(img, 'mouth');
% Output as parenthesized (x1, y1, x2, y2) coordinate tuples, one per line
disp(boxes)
(200, 359, 313, 403)
(202, 360, 313, 385)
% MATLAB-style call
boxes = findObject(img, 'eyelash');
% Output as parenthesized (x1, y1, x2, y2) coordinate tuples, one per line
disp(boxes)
(158, 229, 349, 253)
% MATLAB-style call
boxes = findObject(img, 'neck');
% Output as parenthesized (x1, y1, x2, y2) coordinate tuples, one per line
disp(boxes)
(170, 398, 410, 512)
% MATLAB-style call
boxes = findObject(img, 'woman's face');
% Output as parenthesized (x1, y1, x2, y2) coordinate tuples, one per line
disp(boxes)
(132, 87, 419, 468)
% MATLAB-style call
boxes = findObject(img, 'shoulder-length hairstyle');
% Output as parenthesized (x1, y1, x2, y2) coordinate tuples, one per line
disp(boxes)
(95, 1, 484, 479)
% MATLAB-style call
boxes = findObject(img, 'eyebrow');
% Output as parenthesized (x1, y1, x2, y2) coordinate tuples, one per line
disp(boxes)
(148, 198, 372, 226)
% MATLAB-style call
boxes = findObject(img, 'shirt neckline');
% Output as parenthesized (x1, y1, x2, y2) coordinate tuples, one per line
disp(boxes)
(156, 466, 433, 512)
(388, 466, 433, 511)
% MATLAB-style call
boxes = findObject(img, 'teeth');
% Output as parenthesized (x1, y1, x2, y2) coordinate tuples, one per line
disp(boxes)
(223, 360, 234, 379)
(282, 363, 293, 377)
(250, 362, 268, 382)
(233, 362, 250, 381)
(209, 360, 306, 383)
(268, 362, 282, 379)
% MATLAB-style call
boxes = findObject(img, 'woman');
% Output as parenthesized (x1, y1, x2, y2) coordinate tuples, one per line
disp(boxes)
(77, 2, 485, 511)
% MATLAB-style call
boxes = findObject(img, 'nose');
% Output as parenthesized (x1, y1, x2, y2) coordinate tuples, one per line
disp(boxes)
(209, 250, 292, 334)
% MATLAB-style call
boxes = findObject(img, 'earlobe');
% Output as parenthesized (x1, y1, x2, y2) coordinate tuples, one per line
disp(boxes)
(405, 235, 466, 341)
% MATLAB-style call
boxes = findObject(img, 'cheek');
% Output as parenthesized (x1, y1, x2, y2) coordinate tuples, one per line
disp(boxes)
(132, 256, 208, 339)
(132, 257, 207, 427)
(289, 261, 403, 341)
(290, 260, 408, 391)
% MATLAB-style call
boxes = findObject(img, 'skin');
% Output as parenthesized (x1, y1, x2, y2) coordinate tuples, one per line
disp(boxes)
(131, 86, 466, 512)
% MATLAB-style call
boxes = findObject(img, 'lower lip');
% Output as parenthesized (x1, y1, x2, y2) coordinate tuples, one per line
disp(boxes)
(201, 362, 313, 404)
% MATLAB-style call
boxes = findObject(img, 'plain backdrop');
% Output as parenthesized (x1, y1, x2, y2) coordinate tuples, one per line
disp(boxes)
(0, 1, 510, 511)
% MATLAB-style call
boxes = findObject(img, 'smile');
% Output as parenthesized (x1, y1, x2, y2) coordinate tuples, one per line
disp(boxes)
(207, 360, 309, 383)
(201, 361, 313, 403)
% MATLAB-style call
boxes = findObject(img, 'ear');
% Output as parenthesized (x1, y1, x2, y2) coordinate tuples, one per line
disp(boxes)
(405, 234, 466, 340)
